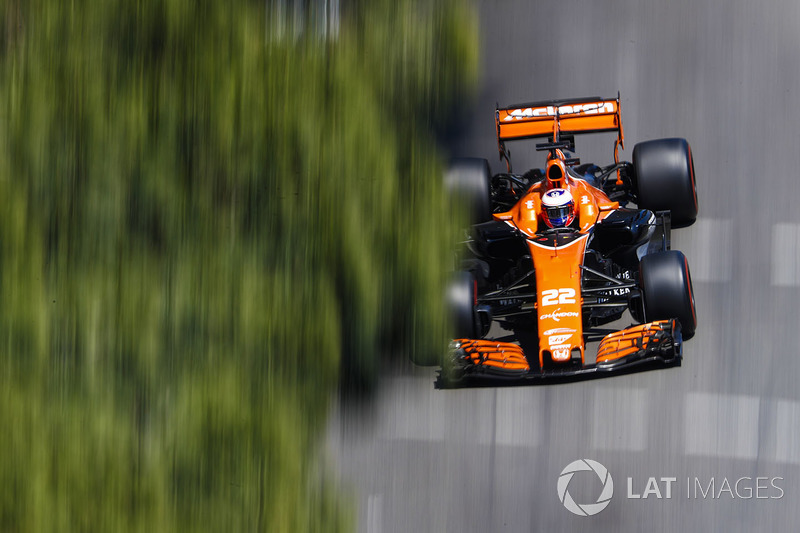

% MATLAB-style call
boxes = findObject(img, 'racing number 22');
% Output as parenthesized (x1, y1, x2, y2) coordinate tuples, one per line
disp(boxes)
(541, 288, 576, 306)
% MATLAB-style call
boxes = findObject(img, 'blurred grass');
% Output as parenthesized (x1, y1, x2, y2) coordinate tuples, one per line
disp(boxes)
(0, 0, 477, 530)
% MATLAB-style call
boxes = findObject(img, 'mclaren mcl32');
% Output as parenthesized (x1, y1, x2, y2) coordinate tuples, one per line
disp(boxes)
(438, 95, 697, 385)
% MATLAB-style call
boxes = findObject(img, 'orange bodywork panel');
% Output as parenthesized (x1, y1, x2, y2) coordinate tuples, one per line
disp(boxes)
(527, 234, 588, 367)
(495, 96, 625, 174)
(453, 339, 530, 372)
(496, 98, 622, 142)
(494, 179, 618, 237)
(597, 320, 679, 363)
(493, 176, 620, 368)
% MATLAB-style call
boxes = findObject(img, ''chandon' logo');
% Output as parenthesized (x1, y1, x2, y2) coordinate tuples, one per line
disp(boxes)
(540, 308, 579, 322)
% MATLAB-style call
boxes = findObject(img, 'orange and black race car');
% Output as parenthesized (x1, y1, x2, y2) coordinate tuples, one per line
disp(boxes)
(441, 95, 697, 385)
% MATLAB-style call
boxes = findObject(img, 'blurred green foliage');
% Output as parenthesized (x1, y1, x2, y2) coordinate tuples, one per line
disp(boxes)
(0, 0, 477, 530)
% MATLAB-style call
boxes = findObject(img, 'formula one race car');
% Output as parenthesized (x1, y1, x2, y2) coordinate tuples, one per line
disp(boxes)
(441, 95, 697, 385)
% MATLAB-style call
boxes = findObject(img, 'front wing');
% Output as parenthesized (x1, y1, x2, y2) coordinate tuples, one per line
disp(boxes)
(444, 319, 682, 386)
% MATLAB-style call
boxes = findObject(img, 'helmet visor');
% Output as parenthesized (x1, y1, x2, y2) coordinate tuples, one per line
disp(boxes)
(545, 204, 573, 227)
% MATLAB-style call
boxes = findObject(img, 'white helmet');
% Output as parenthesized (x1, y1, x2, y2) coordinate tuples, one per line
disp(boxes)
(541, 188, 576, 228)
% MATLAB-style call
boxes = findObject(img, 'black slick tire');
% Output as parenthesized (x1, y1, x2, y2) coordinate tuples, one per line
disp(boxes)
(444, 158, 492, 225)
(639, 250, 697, 339)
(446, 270, 479, 339)
(633, 138, 698, 228)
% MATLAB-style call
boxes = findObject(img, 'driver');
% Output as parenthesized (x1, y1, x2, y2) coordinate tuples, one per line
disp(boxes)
(541, 188, 576, 229)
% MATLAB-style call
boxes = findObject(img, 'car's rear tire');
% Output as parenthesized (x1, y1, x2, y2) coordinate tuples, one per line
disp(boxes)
(639, 250, 697, 339)
(444, 158, 492, 225)
(632, 138, 698, 228)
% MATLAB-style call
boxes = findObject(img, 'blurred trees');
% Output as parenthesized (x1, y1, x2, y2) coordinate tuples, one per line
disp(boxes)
(0, 0, 476, 530)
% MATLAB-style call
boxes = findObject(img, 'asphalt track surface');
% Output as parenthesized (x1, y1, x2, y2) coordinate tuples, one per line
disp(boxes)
(327, 1, 800, 530)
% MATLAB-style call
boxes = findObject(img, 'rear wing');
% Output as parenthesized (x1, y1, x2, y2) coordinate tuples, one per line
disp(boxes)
(495, 95, 625, 171)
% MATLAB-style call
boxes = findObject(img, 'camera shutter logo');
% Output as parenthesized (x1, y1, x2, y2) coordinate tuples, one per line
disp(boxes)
(557, 459, 614, 516)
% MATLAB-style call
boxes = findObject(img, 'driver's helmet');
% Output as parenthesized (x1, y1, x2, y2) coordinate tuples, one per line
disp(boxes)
(541, 188, 576, 228)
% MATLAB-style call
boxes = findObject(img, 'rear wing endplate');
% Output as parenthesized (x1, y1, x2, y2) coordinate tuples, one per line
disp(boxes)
(495, 95, 625, 171)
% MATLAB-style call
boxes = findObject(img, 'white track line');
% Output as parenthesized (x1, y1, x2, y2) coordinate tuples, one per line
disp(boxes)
(379, 377, 445, 441)
(685, 392, 760, 460)
(675, 218, 733, 282)
(773, 399, 800, 465)
(365, 493, 383, 533)
(495, 388, 544, 447)
(771, 223, 800, 286)
(592, 387, 648, 451)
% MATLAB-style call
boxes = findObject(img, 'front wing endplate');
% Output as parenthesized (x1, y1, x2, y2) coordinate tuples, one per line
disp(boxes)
(596, 319, 682, 367)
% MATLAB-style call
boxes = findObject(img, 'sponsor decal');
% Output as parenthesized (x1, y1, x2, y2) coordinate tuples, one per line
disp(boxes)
(525, 200, 535, 209)
(542, 188, 573, 208)
(549, 344, 571, 350)
(539, 308, 579, 322)
(504, 101, 615, 121)
(528, 232, 589, 250)
(548, 334, 573, 345)
(543, 328, 577, 336)
(541, 288, 577, 306)
(608, 271, 632, 296)
(580, 195, 590, 205)
(552, 347, 570, 361)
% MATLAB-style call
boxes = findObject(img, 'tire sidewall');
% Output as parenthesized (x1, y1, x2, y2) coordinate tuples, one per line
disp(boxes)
(639, 250, 696, 339)
(633, 138, 698, 227)
(444, 158, 492, 225)
(447, 270, 479, 340)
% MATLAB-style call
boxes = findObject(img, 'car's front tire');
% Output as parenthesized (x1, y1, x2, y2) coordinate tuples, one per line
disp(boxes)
(447, 270, 481, 340)
(639, 250, 697, 339)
